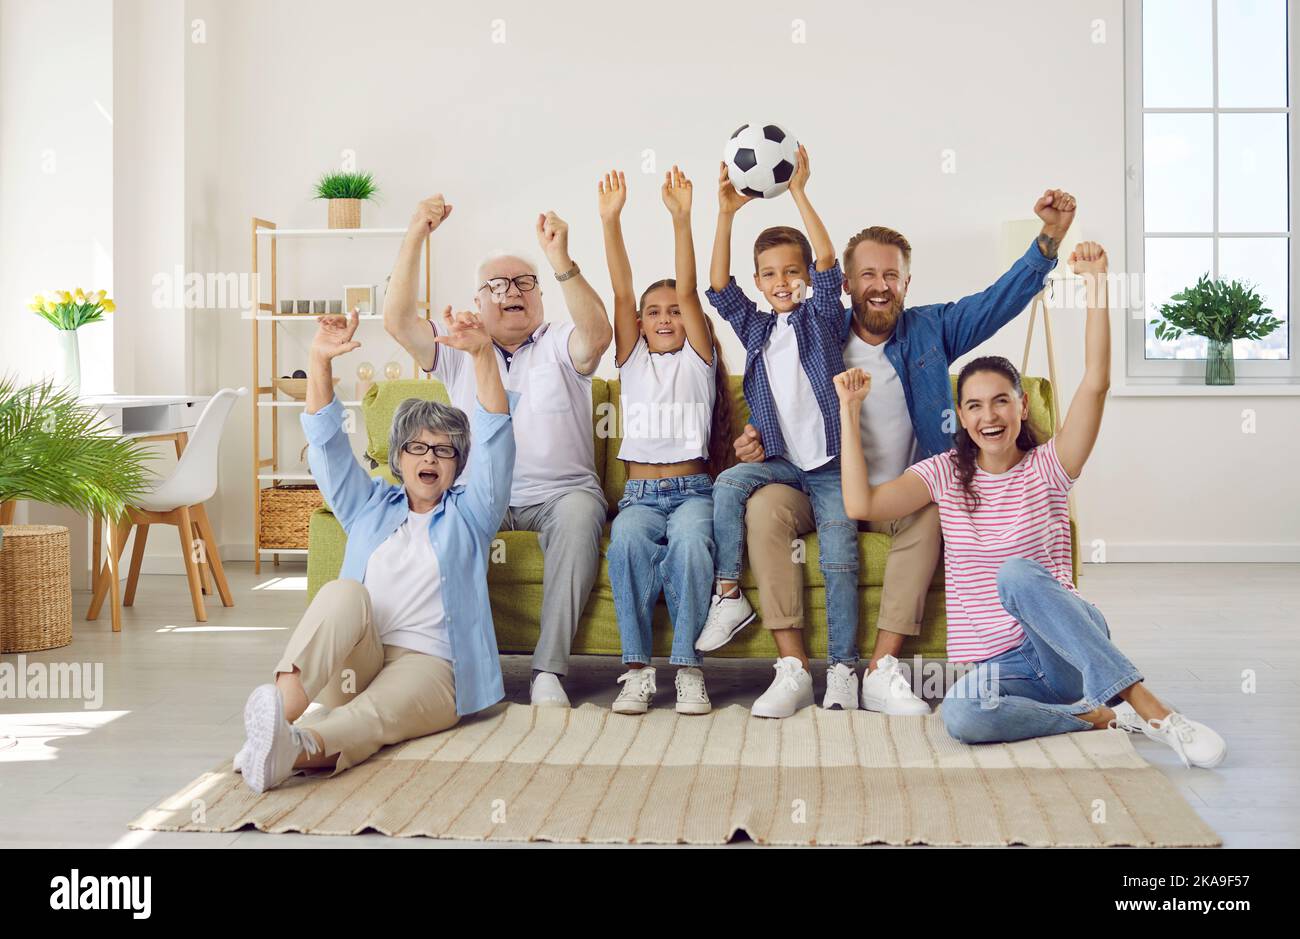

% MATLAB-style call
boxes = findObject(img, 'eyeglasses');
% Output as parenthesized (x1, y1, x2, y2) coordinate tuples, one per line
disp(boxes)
(479, 274, 539, 297)
(401, 441, 459, 459)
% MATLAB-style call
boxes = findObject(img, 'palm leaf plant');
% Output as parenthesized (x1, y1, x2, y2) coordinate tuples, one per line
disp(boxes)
(1151, 275, 1282, 385)
(0, 376, 154, 553)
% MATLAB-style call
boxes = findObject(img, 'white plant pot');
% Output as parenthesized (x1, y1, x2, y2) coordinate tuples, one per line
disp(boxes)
(56, 329, 81, 397)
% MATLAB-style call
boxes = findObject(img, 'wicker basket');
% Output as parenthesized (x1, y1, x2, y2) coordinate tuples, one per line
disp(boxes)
(259, 485, 324, 549)
(327, 198, 361, 229)
(0, 525, 73, 653)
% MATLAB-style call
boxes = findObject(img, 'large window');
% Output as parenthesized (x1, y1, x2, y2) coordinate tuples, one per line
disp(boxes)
(1125, 0, 1297, 382)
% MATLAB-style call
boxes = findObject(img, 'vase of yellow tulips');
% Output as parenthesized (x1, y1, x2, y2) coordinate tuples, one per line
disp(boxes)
(29, 289, 115, 397)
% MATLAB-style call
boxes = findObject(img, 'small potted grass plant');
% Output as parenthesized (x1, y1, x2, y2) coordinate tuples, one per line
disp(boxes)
(29, 289, 115, 397)
(314, 170, 378, 229)
(1151, 275, 1282, 385)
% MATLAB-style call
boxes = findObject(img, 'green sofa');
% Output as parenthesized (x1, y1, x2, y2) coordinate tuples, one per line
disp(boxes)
(306, 374, 1078, 660)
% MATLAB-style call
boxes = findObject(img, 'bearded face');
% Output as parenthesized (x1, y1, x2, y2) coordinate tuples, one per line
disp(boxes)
(845, 240, 910, 338)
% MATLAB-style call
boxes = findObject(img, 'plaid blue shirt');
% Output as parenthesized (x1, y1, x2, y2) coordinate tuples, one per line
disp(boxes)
(706, 262, 850, 462)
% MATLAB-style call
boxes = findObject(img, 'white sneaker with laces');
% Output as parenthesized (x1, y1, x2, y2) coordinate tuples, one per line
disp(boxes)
(751, 657, 815, 719)
(674, 667, 711, 715)
(694, 591, 756, 653)
(612, 667, 656, 715)
(531, 672, 571, 708)
(241, 683, 320, 794)
(1141, 711, 1227, 769)
(861, 655, 930, 715)
(1106, 701, 1146, 733)
(822, 663, 860, 711)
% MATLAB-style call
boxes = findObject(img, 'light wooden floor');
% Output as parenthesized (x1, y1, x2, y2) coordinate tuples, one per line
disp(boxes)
(1, 561, 1296, 849)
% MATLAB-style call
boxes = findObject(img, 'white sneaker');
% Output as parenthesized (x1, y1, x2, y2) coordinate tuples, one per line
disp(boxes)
(232, 742, 248, 774)
(674, 667, 711, 715)
(241, 684, 320, 794)
(531, 671, 571, 708)
(694, 591, 756, 653)
(612, 667, 656, 715)
(751, 657, 814, 719)
(1141, 711, 1227, 769)
(822, 663, 860, 711)
(1107, 701, 1147, 733)
(862, 655, 930, 715)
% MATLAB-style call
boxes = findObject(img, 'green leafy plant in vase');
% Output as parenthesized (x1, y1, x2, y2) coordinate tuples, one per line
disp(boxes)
(29, 288, 115, 397)
(1151, 275, 1282, 385)
(0, 376, 153, 554)
(313, 170, 379, 230)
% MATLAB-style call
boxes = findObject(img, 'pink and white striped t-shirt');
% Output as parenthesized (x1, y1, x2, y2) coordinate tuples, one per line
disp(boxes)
(907, 438, 1077, 663)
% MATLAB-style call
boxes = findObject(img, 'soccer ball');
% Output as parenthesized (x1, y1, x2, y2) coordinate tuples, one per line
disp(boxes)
(723, 123, 799, 199)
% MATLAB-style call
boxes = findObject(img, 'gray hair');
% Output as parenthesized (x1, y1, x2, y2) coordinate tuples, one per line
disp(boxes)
(475, 251, 539, 292)
(388, 398, 471, 484)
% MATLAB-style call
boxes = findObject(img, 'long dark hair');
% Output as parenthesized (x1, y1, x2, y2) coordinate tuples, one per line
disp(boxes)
(952, 356, 1042, 512)
(638, 279, 734, 479)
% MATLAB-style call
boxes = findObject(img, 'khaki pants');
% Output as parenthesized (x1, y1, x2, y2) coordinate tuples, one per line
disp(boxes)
(744, 484, 942, 638)
(273, 579, 459, 773)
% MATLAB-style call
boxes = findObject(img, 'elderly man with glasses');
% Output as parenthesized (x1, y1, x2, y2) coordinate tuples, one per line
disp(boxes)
(385, 194, 613, 707)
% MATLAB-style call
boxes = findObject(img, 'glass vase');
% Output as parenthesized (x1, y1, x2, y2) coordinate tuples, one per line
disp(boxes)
(1205, 338, 1235, 386)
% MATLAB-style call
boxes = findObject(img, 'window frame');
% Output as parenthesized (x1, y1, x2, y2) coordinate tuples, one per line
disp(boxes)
(1124, 0, 1299, 384)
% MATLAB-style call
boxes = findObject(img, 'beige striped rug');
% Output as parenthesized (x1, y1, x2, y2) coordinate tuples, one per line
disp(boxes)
(131, 703, 1219, 846)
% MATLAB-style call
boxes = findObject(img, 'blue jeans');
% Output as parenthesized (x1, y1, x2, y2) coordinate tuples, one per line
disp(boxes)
(941, 557, 1144, 744)
(712, 457, 859, 667)
(607, 474, 714, 667)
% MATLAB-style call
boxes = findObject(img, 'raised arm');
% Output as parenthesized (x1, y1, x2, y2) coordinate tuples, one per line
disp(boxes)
(302, 311, 380, 530)
(662, 165, 714, 364)
(536, 210, 613, 376)
(938, 188, 1074, 360)
(597, 170, 639, 366)
(710, 161, 754, 293)
(384, 194, 453, 372)
(835, 368, 932, 522)
(1053, 241, 1111, 479)
(787, 145, 834, 272)
(431, 306, 507, 414)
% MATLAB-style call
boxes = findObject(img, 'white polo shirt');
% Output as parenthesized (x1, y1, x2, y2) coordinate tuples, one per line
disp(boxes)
(616, 337, 716, 465)
(763, 313, 831, 471)
(841, 330, 917, 483)
(427, 319, 603, 508)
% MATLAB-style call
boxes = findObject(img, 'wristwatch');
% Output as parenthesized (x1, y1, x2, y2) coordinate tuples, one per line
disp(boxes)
(555, 264, 581, 282)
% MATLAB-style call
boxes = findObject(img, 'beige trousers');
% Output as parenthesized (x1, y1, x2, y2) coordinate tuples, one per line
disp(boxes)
(744, 484, 942, 638)
(273, 578, 459, 773)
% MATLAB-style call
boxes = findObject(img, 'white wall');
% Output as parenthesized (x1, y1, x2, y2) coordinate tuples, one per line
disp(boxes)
(11, 0, 1298, 573)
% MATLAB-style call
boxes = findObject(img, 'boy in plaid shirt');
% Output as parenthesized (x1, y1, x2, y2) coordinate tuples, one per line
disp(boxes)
(695, 145, 860, 717)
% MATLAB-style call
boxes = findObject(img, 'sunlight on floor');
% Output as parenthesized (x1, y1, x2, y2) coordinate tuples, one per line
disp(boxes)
(154, 625, 287, 633)
(0, 710, 128, 763)
(251, 576, 308, 592)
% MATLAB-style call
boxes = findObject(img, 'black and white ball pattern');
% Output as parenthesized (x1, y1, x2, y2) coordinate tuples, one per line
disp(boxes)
(723, 123, 799, 199)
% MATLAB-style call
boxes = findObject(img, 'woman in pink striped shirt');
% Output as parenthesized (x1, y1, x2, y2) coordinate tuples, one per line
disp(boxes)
(835, 242, 1226, 769)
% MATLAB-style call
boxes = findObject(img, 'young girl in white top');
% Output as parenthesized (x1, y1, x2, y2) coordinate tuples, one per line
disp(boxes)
(599, 165, 733, 716)
(835, 242, 1226, 769)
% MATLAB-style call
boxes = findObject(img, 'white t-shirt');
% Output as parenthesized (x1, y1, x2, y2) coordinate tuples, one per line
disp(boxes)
(763, 314, 831, 471)
(362, 507, 453, 662)
(841, 331, 917, 484)
(427, 320, 603, 508)
(907, 439, 1078, 663)
(616, 337, 716, 464)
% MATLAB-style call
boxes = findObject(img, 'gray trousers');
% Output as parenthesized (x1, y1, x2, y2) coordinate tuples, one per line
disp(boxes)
(501, 489, 606, 676)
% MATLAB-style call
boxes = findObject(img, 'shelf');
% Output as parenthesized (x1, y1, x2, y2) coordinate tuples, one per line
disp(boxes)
(255, 227, 407, 239)
(257, 400, 362, 408)
(258, 472, 314, 481)
(257, 548, 309, 555)
(1109, 382, 1300, 397)
(246, 313, 382, 321)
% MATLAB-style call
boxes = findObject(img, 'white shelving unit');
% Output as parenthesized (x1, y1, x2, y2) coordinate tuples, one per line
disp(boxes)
(249, 217, 432, 571)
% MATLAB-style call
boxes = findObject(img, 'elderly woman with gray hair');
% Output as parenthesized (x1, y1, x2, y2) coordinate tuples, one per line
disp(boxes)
(235, 306, 516, 793)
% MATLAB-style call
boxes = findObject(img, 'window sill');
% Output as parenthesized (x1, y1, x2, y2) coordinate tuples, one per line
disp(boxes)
(1110, 382, 1300, 397)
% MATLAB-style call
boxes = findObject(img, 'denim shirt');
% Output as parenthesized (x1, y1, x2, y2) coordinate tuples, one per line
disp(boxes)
(872, 239, 1057, 461)
(300, 392, 518, 716)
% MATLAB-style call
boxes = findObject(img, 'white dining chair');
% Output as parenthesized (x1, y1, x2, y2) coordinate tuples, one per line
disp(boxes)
(88, 387, 247, 626)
